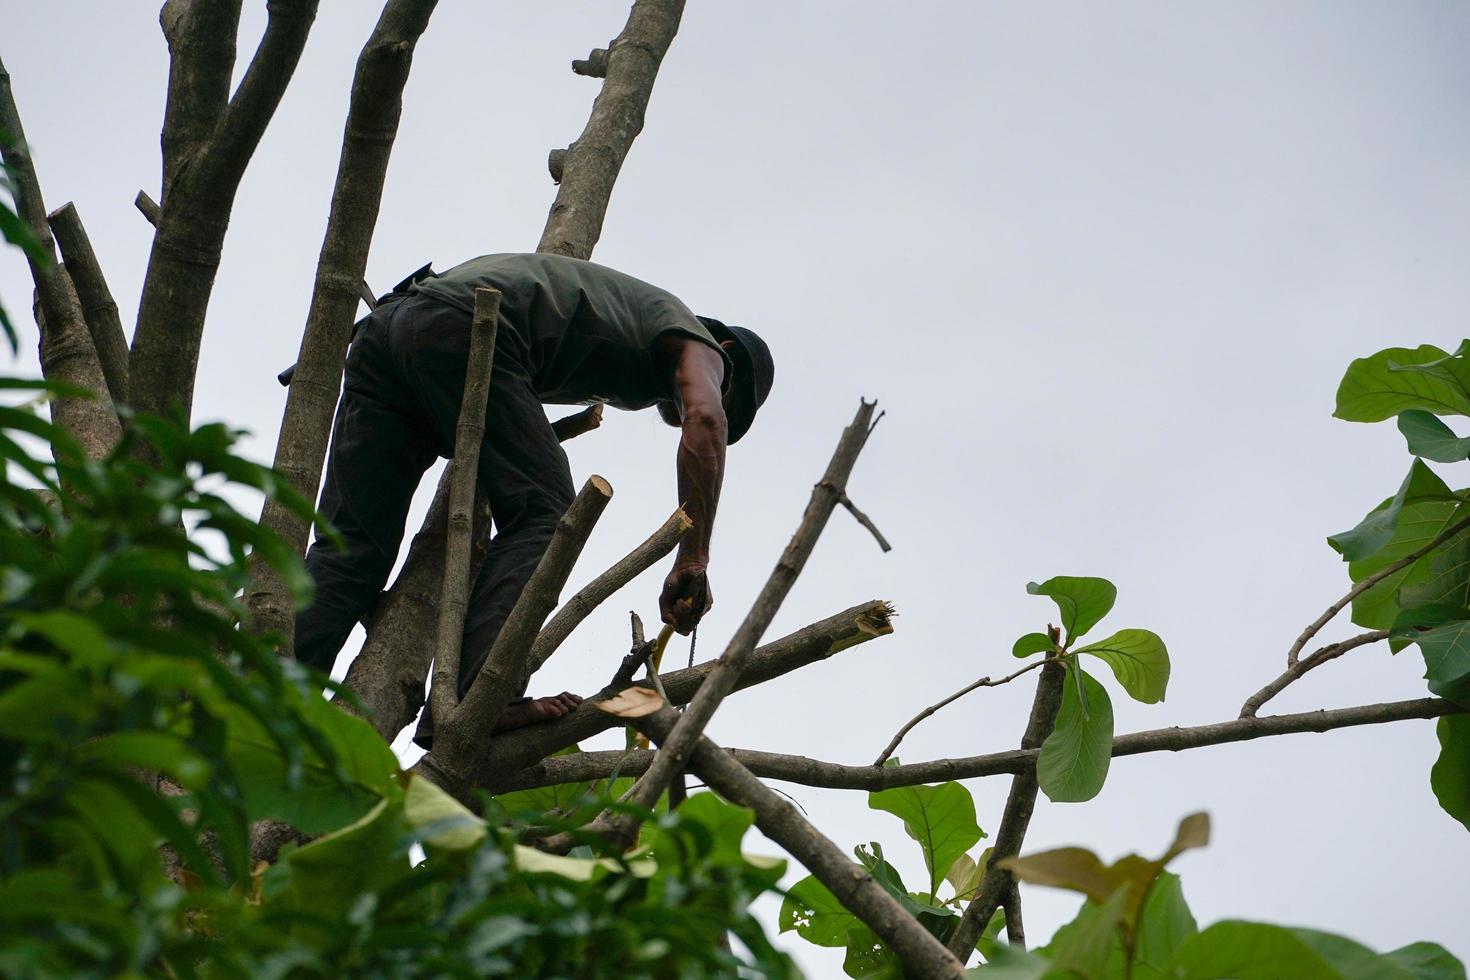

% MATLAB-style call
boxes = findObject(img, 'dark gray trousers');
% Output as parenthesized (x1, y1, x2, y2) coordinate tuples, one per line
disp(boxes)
(294, 294, 574, 743)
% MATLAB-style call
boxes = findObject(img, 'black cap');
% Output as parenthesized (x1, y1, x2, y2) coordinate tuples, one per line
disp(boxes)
(698, 317, 773, 445)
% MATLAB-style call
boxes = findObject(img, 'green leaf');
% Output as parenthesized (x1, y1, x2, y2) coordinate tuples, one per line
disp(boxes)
(1027, 577, 1117, 645)
(1342, 491, 1470, 631)
(1075, 629, 1170, 704)
(1383, 943, 1467, 980)
(780, 875, 857, 947)
(1329, 461, 1459, 562)
(75, 732, 212, 788)
(677, 792, 758, 867)
(403, 774, 486, 852)
(1132, 873, 1198, 976)
(841, 925, 904, 979)
(1037, 665, 1114, 802)
(1398, 411, 1470, 463)
(1168, 921, 1425, 979)
(284, 798, 412, 921)
(1390, 605, 1470, 705)
(868, 781, 985, 896)
(1042, 888, 1129, 979)
(1335, 343, 1470, 422)
(1430, 714, 1470, 832)
(1013, 632, 1055, 659)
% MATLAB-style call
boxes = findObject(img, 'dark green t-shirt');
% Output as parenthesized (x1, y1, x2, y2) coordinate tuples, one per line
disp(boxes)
(410, 252, 730, 410)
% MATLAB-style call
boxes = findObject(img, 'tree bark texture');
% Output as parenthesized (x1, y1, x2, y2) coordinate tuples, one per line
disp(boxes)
(130, 0, 318, 423)
(0, 56, 121, 459)
(46, 203, 130, 408)
(537, 0, 685, 258)
(248, 0, 440, 647)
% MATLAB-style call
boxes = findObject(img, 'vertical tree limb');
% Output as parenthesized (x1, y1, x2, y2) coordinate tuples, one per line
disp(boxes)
(247, 0, 439, 647)
(537, 0, 686, 258)
(428, 288, 499, 727)
(0, 56, 120, 459)
(947, 660, 1067, 960)
(130, 0, 318, 423)
(46, 203, 130, 407)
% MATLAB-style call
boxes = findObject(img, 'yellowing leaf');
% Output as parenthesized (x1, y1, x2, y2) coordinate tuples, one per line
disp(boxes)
(596, 686, 664, 718)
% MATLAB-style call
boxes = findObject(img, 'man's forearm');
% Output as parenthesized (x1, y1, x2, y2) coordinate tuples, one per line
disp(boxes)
(675, 412, 726, 563)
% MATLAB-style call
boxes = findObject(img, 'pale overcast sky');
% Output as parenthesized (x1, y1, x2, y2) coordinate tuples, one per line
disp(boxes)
(4, 2, 1468, 974)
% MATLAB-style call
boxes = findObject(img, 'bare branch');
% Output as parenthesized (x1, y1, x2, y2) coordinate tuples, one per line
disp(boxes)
(434, 600, 895, 798)
(246, 0, 439, 646)
(1287, 515, 1470, 666)
(528, 507, 692, 675)
(0, 56, 120, 459)
(134, 191, 162, 227)
(538, 0, 686, 258)
(47, 203, 129, 407)
(1243, 630, 1388, 718)
(632, 705, 967, 978)
(608, 399, 880, 835)
(501, 696, 1463, 794)
(428, 289, 499, 727)
(873, 658, 1051, 767)
(571, 48, 610, 78)
(835, 490, 892, 552)
(159, 0, 241, 193)
(948, 661, 1066, 960)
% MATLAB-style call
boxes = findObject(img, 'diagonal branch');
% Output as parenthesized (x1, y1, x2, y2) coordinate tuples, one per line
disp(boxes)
(428, 289, 499, 727)
(0, 56, 120, 460)
(632, 704, 967, 978)
(1242, 629, 1387, 718)
(1287, 515, 1470, 666)
(873, 658, 1052, 767)
(947, 661, 1066, 960)
(46, 203, 129, 408)
(159, 0, 242, 193)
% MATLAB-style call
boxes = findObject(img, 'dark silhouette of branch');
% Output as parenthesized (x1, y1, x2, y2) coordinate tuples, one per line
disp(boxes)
(247, 0, 439, 647)
(429, 289, 499, 727)
(0, 55, 120, 459)
(948, 661, 1066, 960)
(538, 0, 686, 258)
(46, 203, 129, 408)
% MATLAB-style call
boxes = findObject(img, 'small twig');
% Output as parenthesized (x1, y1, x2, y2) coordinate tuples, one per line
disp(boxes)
(1002, 880, 1025, 948)
(428, 288, 499, 727)
(134, 190, 161, 227)
(1242, 629, 1387, 718)
(873, 658, 1050, 766)
(1287, 514, 1470, 666)
(824, 484, 892, 553)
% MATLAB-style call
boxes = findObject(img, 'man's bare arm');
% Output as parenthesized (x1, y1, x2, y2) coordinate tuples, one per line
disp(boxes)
(660, 338, 728, 633)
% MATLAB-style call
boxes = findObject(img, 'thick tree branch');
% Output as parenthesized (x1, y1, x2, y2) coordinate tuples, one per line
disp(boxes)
(537, 0, 685, 258)
(1287, 515, 1470, 666)
(632, 705, 967, 978)
(130, 0, 318, 424)
(948, 660, 1066, 960)
(0, 56, 120, 459)
(527, 507, 692, 676)
(46, 203, 129, 408)
(604, 400, 879, 838)
(873, 658, 1051, 767)
(500, 697, 1463, 793)
(247, 0, 438, 646)
(436, 600, 895, 798)
(1242, 630, 1387, 718)
(428, 289, 499, 726)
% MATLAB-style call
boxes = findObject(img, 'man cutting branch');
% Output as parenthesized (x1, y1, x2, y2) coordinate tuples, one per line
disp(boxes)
(291, 253, 774, 742)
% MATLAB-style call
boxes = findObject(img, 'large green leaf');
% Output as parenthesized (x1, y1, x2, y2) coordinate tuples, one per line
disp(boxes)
(1329, 461, 1460, 562)
(1431, 714, 1470, 832)
(1040, 873, 1198, 980)
(1384, 942, 1467, 980)
(780, 875, 857, 948)
(1167, 921, 1432, 980)
(1390, 605, 1470, 705)
(1398, 411, 1470, 463)
(1027, 577, 1117, 645)
(403, 774, 486, 852)
(841, 925, 904, 979)
(1075, 629, 1170, 704)
(1335, 343, 1470, 422)
(868, 781, 984, 896)
(1342, 491, 1470, 631)
(1037, 665, 1114, 803)
(284, 798, 412, 921)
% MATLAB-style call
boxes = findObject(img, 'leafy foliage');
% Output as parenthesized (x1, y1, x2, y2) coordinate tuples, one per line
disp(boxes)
(0, 386, 793, 978)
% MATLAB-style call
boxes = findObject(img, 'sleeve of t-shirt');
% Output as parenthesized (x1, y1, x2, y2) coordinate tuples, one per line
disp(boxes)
(643, 291, 735, 396)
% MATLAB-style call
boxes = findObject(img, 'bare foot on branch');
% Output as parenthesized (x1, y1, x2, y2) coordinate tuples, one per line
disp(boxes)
(493, 692, 584, 733)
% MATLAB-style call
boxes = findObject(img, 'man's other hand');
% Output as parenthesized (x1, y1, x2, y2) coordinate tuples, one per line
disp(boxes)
(660, 562, 712, 634)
